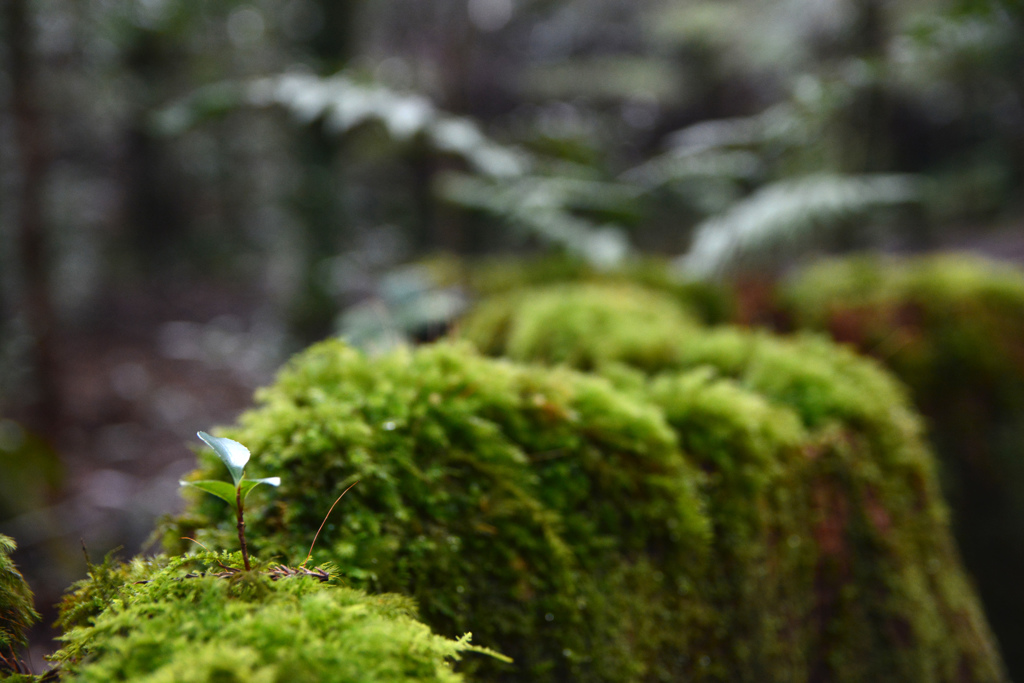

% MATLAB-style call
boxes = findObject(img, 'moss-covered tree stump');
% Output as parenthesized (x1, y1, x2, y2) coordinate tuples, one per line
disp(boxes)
(163, 313, 1005, 681)
(458, 282, 1006, 681)
(777, 253, 1024, 678)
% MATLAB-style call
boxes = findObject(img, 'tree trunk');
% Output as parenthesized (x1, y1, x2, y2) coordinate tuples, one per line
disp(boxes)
(5, 0, 59, 432)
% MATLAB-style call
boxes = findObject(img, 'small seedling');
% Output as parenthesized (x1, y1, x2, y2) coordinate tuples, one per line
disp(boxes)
(180, 431, 280, 570)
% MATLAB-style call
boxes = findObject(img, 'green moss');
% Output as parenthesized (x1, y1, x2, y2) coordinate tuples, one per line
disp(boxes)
(464, 254, 734, 325)
(668, 329, 1003, 682)
(457, 284, 1006, 681)
(460, 282, 697, 372)
(779, 254, 1024, 678)
(641, 368, 815, 679)
(152, 274, 1009, 681)
(50, 551, 495, 683)
(166, 341, 712, 681)
(0, 535, 38, 676)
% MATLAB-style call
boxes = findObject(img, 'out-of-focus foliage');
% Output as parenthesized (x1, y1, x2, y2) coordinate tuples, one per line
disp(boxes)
(336, 262, 468, 354)
(778, 253, 1024, 677)
(2, 0, 1022, 373)
(0, 535, 38, 671)
(675, 174, 920, 278)
(438, 173, 633, 268)
(50, 551, 500, 683)
(79, 0, 1021, 306)
(157, 72, 529, 179)
(461, 255, 736, 325)
(0, 421, 62, 524)
(334, 254, 735, 353)
(157, 69, 634, 268)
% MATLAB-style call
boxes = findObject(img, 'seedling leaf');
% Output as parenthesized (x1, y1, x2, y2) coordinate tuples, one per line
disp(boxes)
(197, 431, 250, 485)
(239, 477, 281, 502)
(180, 479, 239, 508)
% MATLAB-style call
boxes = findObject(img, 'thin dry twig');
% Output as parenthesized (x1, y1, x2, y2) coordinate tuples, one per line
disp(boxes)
(301, 481, 359, 568)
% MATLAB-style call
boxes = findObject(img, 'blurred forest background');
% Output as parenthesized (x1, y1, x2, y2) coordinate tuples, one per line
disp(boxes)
(1, 0, 1023, 669)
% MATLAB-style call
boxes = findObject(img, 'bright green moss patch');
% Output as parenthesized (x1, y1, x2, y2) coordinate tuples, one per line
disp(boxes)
(463, 254, 734, 325)
(643, 369, 816, 679)
(167, 341, 712, 681)
(779, 254, 1024, 678)
(460, 282, 697, 372)
(51, 551, 499, 683)
(0, 535, 38, 677)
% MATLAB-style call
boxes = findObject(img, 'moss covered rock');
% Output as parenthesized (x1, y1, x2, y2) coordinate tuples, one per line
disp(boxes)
(459, 284, 1006, 681)
(778, 253, 1024, 678)
(167, 341, 712, 681)
(49, 551, 495, 683)
(0, 535, 38, 677)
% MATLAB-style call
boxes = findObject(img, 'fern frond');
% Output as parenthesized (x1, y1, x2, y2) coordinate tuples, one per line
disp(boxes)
(662, 103, 801, 156)
(439, 173, 630, 267)
(155, 72, 530, 179)
(247, 73, 530, 178)
(674, 173, 920, 279)
(621, 149, 762, 189)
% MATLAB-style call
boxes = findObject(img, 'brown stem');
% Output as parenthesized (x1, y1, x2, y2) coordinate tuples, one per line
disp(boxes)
(235, 487, 250, 571)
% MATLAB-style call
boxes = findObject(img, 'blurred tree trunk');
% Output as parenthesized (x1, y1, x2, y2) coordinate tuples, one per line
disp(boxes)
(6, 0, 59, 431)
(284, 0, 360, 341)
(120, 31, 190, 274)
(310, 0, 358, 69)
(844, 0, 890, 174)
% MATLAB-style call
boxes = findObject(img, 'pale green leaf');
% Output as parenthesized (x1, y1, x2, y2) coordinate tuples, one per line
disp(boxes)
(239, 477, 281, 502)
(197, 431, 249, 486)
(180, 479, 238, 509)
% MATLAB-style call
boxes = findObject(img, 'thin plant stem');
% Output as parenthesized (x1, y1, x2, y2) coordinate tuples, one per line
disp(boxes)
(235, 486, 250, 571)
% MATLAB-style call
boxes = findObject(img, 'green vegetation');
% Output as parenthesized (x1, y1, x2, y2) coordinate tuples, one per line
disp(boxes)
(4, 0, 1023, 679)
(181, 431, 282, 570)
(460, 282, 697, 372)
(336, 255, 733, 353)
(0, 535, 38, 677)
(463, 256, 735, 325)
(49, 551, 498, 683)
(461, 282, 1005, 679)
(164, 329, 1005, 681)
(659, 328, 1003, 681)
(167, 341, 711, 681)
(778, 253, 1024, 677)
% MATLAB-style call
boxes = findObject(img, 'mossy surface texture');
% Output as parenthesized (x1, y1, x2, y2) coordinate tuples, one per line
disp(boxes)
(0, 535, 38, 677)
(463, 254, 734, 325)
(461, 283, 697, 372)
(780, 253, 1024, 678)
(51, 551, 493, 683)
(458, 282, 1006, 681)
(168, 341, 712, 681)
